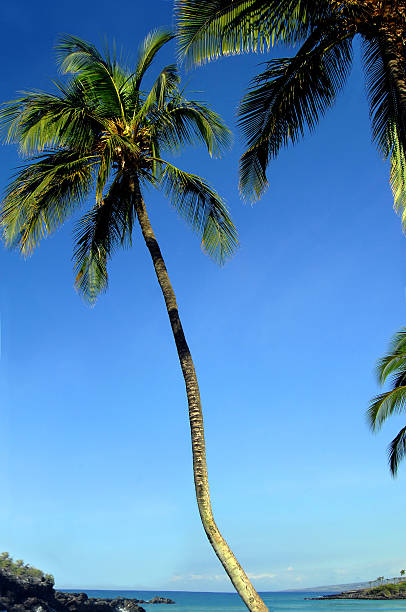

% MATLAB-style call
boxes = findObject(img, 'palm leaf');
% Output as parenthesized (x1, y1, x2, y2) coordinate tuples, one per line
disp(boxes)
(136, 65, 180, 118)
(239, 28, 352, 200)
(376, 328, 406, 384)
(0, 81, 103, 156)
(158, 160, 237, 262)
(56, 34, 127, 121)
(1, 151, 95, 254)
(153, 97, 232, 157)
(176, 0, 329, 66)
(133, 30, 175, 91)
(388, 426, 406, 476)
(73, 174, 134, 301)
(367, 387, 406, 431)
(363, 36, 406, 227)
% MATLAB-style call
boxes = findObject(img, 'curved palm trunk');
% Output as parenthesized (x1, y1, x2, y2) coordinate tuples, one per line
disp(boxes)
(134, 192, 268, 612)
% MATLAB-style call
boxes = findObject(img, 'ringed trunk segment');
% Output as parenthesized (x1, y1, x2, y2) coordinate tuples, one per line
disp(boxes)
(133, 188, 268, 612)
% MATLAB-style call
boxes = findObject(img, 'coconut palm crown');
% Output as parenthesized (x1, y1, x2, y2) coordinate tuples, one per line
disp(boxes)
(0, 30, 236, 297)
(176, 0, 406, 219)
(368, 328, 406, 475)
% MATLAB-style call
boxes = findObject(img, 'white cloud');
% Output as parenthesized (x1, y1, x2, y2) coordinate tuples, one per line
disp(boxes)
(287, 567, 294, 572)
(171, 571, 277, 585)
(170, 573, 227, 582)
(247, 573, 276, 580)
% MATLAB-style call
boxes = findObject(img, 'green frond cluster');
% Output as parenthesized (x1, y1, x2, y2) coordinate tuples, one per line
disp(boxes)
(368, 388, 406, 431)
(388, 426, 406, 475)
(159, 161, 237, 263)
(73, 174, 134, 301)
(375, 328, 406, 384)
(2, 152, 95, 254)
(176, 0, 329, 67)
(239, 29, 352, 200)
(1, 31, 235, 302)
(155, 97, 232, 157)
(363, 37, 406, 229)
(177, 1, 406, 218)
(369, 328, 406, 475)
(389, 128, 406, 227)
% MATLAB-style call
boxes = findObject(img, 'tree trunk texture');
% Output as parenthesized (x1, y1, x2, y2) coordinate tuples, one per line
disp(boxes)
(134, 191, 268, 612)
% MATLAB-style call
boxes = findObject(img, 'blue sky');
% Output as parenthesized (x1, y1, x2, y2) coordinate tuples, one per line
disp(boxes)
(1, 0, 406, 593)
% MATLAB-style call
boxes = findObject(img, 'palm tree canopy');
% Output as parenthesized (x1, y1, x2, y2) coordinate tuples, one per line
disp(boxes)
(368, 328, 406, 475)
(176, 0, 406, 219)
(0, 30, 237, 301)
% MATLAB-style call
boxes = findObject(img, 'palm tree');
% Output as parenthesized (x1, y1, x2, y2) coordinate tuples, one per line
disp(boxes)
(401, 569, 405, 578)
(368, 328, 406, 475)
(176, 1, 406, 216)
(0, 32, 267, 612)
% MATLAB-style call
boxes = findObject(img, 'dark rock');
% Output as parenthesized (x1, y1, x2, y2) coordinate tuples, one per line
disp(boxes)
(145, 598, 175, 605)
(0, 567, 148, 612)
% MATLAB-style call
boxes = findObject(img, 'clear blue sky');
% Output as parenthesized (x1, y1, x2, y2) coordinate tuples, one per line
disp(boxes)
(1, 0, 405, 593)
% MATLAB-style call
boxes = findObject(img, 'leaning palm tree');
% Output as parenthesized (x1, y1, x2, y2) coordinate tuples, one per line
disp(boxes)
(176, 0, 406, 217)
(0, 32, 267, 612)
(368, 328, 406, 475)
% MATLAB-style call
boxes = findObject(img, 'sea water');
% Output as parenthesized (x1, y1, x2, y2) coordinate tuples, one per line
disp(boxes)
(60, 590, 406, 612)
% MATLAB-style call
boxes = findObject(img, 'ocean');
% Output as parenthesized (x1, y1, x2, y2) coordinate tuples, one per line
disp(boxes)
(60, 590, 406, 612)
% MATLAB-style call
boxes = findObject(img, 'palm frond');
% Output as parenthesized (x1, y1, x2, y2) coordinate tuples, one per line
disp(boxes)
(389, 126, 406, 225)
(376, 328, 406, 384)
(158, 160, 237, 262)
(73, 174, 134, 301)
(388, 426, 406, 476)
(133, 30, 175, 91)
(176, 0, 329, 67)
(0, 81, 102, 155)
(136, 65, 180, 119)
(153, 97, 232, 157)
(56, 34, 127, 121)
(363, 36, 406, 228)
(239, 29, 352, 200)
(369, 328, 406, 474)
(367, 386, 406, 431)
(1, 151, 95, 254)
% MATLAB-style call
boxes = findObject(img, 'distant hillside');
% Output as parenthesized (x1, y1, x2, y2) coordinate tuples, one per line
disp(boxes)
(287, 580, 394, 593)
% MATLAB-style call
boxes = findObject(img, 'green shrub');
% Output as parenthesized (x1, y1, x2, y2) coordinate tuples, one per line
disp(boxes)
(0, 553, 54, 584)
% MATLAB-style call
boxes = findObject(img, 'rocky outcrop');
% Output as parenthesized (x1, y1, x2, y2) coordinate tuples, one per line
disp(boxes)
(0, 587, 146, 612)
(0, 568, 172, 612)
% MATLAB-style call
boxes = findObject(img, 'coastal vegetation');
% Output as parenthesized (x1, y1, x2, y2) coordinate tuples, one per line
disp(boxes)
(366, 582, 406, 597)
(0, 29, 266, 612)
(0, 552, 54, 584)
(368, 328, 406, 474)
(318, 580, 406, 600)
